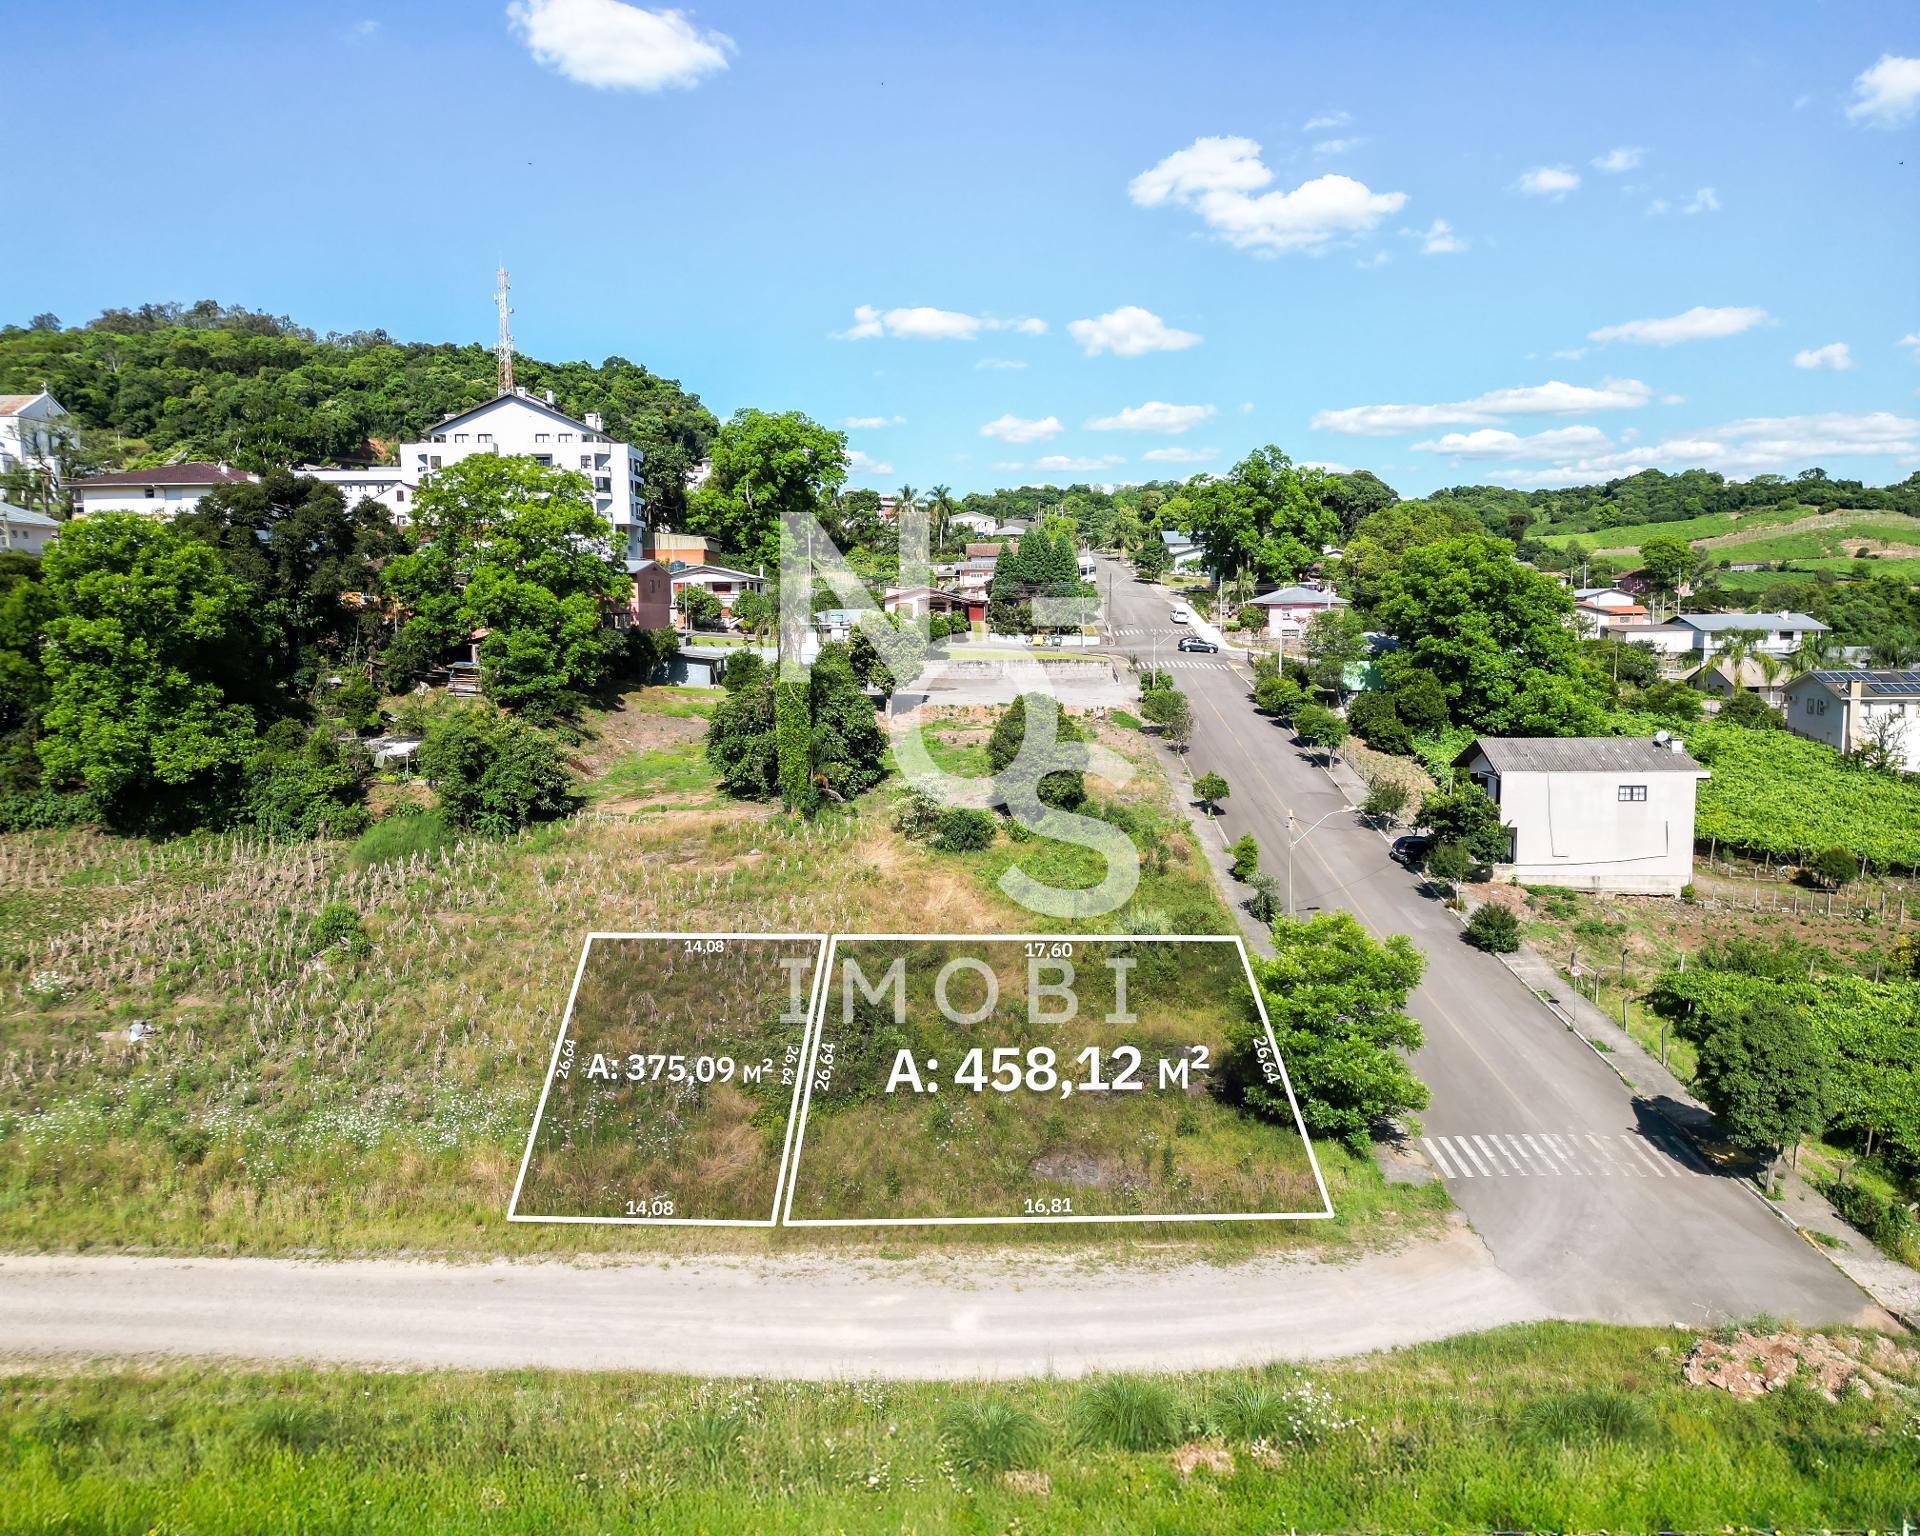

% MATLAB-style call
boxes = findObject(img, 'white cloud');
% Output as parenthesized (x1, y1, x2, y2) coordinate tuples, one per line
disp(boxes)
(1411, 425, 1616, 462)
(1412, 218, 1467, 254)
(840, 415, 905, 428)
(1591, 146, 1645, 174)
(1472, 412, 1920, 484)
(1684, 186, 1721, 214)
(1645, 197, 1671, 216)
(1901, 332, 1920, 356)
(844, 449, 893, 478)
(1066, 306, 1202, 357)
(1141, 446, 1219, 464)
(1086, 401, 1217, 434)
(980, 413, 1062, 444)
(1516, 165, 1581, 198)
(1032, 454, 1127, 473)
(975, 358, 1028, 370)
(1303, 110, 1351, 131)
(1589, 305, 1770, 346)
(1129, 136, 1407, 254)
(1300, 460, 1354, 474)
(1313, 137, 1365, 155)
(1355, 250, 1391, 270)
(1552, 347, 1589, 361)
(506, 0, 733, 91)
(1793, 342, 1854, 371)
(1846, 53, 1920, 127)
(347, 18, 381, 38)
(834, 305, 1043, 341)
(1312, 378, 1653, 436)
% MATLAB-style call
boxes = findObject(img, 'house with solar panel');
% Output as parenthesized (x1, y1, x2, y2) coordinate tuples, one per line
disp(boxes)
(1452, 734, 1711, 895)
(1783, 669, 1920, 773)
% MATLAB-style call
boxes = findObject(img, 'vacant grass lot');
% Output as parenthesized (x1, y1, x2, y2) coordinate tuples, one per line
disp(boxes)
(3, 1323, 1915, 1533)
(0, 689, 1439, 1259)
(1540, 503, 1920, 556)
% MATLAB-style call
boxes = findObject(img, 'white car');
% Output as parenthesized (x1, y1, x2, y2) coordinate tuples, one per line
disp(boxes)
(1169, 607, 1193, 625)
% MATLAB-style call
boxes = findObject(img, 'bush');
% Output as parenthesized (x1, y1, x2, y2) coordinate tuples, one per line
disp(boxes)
(1346, 691, 1410, 754)
(988, 693, 1085, 810)
(1717, 689, 1781, 730)
(1807, 846, 1857, 890)
(892, 789, 943, 841)
(328, 676, 381, 734)
(0, 788, 93, 833)
(1426, 840, 1475, 885)
(1362, 781, 1410, 826)
(1070, 1376, 1183, 1452)
(245, 726, 371, 841)
(721, 650, 765, 693)
(309, 900, 370, 959)
(625, 625, 680, 683)
(934, 807, 996, 851)
(417, 708, 574, 835)
(1464, 903, 1521, 953)
(1229, 833, 1260, 881)
(939, 1398, 1047, 1473)
(349, 808, 456, 868)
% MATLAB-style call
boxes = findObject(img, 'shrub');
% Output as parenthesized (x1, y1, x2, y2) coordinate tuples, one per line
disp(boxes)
(934, 808, 996, 851)
(1070, 1376, 1183, 1452)
(1193, 770, 1229, 815)
(328, 676, 382, 733)
(721, 650, 765, 693)
(418, 708, 574, 835)
(1346, 691, 1409, 754)
(939, 1397, 1047, 1474)
(1464, 903, 1521, 953)
(245, 726, 371, 841)
(892, 789, 943, 841)
(310, 900, 370, 959)
(988, 694, 1086, 810)
(349, 808, 456, 867)
(0, 788, 93, 833)
(1808, 846, 1857, 890)
(625, 625, 680, 683)
(1229, 833, 1260, 881)
(1718, 689, 1781, 730)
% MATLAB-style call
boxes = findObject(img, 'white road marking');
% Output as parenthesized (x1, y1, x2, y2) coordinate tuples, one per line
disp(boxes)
(1422, 1137, 1462, 1178)
(1519, 1133, 1563, 1175)
(1474, 1133, 1526, 1175)
(1618, 1134, 1670, 1178)
(1450, 1136, 1497, 1178)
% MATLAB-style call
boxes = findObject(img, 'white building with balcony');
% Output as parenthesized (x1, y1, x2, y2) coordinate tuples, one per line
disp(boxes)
(397, 388, 645, 556)
(0, 392, 68, 485)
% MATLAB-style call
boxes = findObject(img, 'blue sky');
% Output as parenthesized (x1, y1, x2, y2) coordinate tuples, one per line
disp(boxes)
(4, 1, 1917, 496)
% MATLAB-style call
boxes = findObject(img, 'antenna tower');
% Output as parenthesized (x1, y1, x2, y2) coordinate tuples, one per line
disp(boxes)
(494, 266, 514, 396)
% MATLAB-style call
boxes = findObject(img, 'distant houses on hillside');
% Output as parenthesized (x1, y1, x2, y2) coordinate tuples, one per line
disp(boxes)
(1783, 669, 1920, 772)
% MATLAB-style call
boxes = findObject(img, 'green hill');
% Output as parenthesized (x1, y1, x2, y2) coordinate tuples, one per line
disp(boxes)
(0, 301, 718, 522)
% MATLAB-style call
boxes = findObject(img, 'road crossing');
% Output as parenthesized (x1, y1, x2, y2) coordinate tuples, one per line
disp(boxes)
(1421, 1128, 1716, 1181)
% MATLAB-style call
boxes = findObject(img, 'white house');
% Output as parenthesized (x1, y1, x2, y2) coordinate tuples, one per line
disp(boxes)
(0, 501, 58, 555)
(294, 466, 414, 522)
(1246, 584, 1349, 639)
(668, 563, 765, 624)
(1783, 669, 1920, 772)
(949, 510, 1000, 536)
(1453, 734, 1710, 896)
(398, 388, 645, 557)
(1572, 586, 1650, 634)
(72, 462, 257, 518)
(0, 392, 68, 485)
(1667, 611, 1827, 659)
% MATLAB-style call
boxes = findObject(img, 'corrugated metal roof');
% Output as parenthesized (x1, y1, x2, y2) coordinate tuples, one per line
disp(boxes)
(0, 502, 59, 528)
(1457, 736, 1707, 775)
(1675, 611, 1825, 633)
(76, 463, 254, 488)
(1248, 586, 1347, 606)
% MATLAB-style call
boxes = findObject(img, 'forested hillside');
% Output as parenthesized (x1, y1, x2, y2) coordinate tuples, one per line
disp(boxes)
(0, 302, 719, 522)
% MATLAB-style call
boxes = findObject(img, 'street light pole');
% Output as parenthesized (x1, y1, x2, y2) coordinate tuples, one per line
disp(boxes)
(1286, 805, 1354, 918)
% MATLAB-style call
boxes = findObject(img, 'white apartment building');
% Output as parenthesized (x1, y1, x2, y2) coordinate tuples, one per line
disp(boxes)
(72, 462, 257, 518)
(0, 392, 68, 484)
(398, 388, 645, 556)
(294, 466, 414, 521)
(1783, 669, 1920, 772)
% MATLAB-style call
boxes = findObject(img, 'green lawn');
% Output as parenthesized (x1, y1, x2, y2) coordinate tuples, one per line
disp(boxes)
(4, 1323, 1915, 1533)
(1539, 503, 1920, 555)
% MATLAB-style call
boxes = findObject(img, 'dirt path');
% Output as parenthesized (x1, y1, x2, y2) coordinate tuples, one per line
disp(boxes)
(0, 1224, 1549, 1380)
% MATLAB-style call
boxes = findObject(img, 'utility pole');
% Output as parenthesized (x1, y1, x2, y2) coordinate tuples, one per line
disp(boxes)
(494, 266, 514, 397)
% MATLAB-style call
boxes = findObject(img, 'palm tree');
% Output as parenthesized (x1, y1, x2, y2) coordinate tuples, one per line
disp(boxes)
(1788, 628, 1840, 676)
(928, 484, 955, 553)
(895, 484, 919, 533)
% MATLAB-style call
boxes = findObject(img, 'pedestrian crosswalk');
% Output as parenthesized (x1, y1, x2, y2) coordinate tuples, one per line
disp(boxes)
(1161, 658, 1232, 671)
(1421, 1129, 1715, 1180)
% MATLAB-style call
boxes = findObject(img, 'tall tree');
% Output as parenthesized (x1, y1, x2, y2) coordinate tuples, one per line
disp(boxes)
(686, 410, 848, 570)
(37, 516, 261, 827)
(1163, 446, 1339, 584)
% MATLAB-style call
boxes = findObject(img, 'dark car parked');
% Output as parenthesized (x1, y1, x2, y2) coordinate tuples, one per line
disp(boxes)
(1176, 635, 1219, 653)
(1389, 834, 1432, 867)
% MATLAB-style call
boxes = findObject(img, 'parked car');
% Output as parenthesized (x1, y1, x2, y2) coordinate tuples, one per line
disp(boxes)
(1177, 635, 1219, 653)
(1169, 607, 1193, 625)
(1389, 834, 1432, 867)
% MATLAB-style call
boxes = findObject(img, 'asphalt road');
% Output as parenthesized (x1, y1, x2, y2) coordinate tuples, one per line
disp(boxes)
(1098, 559, 1877, 1327)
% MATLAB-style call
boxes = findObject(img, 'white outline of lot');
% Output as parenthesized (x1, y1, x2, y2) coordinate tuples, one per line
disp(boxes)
(506, 931, 830, 1228)
(780, 933, 1335, 1228)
